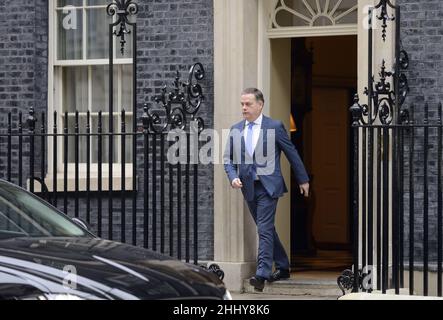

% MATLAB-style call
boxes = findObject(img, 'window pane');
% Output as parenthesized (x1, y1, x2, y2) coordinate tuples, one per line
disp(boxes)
(91, 65, 117, 113)
(87, 8, 112, 59)
(273, 0, 357, 27)
(275, 9, 310, 27)
(65, 114, 123, 164)
(335, 10, 357, 25)
(282, 0, 312, 19)
(57, 9, 83, 60)
(62, 67, 88, 113)
(67, 115, 88, 163)
(91, 115, 118, 163)
(124, 116, 134, 163)
(121, 65, 133, 112)
(313, 16, 333, 27)
(58, 0, 83, 7)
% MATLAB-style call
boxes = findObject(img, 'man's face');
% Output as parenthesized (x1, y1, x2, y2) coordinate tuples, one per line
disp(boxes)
(241, 94, 263, 122)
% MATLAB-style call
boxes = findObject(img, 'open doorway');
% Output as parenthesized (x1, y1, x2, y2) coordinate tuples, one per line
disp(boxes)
(290, 36, 357, 271)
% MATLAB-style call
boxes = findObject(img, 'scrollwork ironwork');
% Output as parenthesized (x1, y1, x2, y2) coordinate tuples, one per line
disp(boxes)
(107, 0, 138, 55)
(337, 269, 355, 296)
(355, 49, 409, 126)
(378, 98, 393, 124)
(395, 50, 410, 112)
(359, 60, 396, 125)
(350, 94, 365, 126)
(337, 268, 368, 296)
(400, 108, 410, 124)
(374, 0, 396, 42)
(350, 0, 410, 127)
(146, 63, 206, 134)
(375, 60, 392, 95)
(185, 62, 205, 115)
(399, 50, 409, 70)
(200, 264, 225, 281)
(27, 106, 37, 131)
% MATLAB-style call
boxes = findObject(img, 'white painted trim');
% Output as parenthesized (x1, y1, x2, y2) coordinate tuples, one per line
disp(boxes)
(330, 0, 344, 17)
(257, 0, 271, 111)
(82, 5, 87, 60)
(48, 0, 56, 175)
(267, 24, 358, 38)
(62, 112, 134, 116)
(30, 174, 136, 193)
(54, 59, 132, 66)
(340, 293, 443, 300)
(55, 0, 107, 9)
(213, 0, 259, 286)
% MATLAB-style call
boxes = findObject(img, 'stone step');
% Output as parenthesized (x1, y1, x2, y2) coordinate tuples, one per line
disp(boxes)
(243, 277, 343, 298)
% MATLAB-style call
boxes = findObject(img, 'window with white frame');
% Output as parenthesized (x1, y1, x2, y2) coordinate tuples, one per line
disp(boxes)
(49, 0, 135, 188)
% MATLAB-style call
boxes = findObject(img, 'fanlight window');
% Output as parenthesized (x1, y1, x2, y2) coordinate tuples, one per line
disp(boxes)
(272, 0, 358, 28)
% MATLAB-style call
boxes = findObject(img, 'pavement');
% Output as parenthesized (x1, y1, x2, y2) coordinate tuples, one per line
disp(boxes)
(231, 270, 342, 300)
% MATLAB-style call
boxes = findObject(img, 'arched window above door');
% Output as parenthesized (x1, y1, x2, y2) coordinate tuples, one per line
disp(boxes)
(271, 0, 358, 29)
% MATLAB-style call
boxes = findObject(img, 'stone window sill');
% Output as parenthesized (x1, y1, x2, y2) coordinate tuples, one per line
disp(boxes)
(28, 173, 137, 193)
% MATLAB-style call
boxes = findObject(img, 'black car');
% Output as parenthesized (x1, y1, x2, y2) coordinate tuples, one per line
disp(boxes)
(0, 180, 230, 300)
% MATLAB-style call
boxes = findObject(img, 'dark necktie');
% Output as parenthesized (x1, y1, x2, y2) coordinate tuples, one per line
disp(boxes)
(246, 122, 257, 180)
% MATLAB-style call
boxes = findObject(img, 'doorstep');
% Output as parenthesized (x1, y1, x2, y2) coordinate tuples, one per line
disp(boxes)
(242, 271, 343, 299)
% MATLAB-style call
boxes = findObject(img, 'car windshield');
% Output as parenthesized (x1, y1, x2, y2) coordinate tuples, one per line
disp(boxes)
(0, 181, 88, 240)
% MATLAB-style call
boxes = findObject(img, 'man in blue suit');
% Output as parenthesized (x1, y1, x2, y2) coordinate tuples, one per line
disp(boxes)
(223, 88, 310, 291)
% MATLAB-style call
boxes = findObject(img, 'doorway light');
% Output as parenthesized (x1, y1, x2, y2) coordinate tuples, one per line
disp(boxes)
(290, 113, 297, 132)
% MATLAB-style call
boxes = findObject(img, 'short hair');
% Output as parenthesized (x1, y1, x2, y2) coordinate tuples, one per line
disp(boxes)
(241, 88, 265, 105)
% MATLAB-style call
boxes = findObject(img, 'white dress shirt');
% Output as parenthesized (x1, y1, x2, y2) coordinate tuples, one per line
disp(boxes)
(244, 113, 263, 155)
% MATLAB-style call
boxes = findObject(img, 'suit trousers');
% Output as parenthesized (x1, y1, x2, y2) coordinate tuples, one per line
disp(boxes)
(246, 180, 290, 279)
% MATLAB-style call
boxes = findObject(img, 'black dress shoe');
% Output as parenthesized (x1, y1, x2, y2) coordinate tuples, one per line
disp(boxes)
(268, 269, 290, 283)
(249, 276, 266, 291)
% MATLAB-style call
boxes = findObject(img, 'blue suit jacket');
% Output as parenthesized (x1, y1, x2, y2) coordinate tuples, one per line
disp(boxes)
(224, 115, 309, 202)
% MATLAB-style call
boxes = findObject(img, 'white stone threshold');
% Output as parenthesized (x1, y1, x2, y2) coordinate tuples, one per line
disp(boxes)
(339, 291, 443, 300)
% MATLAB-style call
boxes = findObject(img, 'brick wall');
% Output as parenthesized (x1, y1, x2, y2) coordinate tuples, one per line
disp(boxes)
(135, 0, 214, 260)
(398, 0, 443, 262)
(0, 0, 48, 194)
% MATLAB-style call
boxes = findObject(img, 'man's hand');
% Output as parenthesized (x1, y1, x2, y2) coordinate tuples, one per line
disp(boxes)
(299, 183, 309, 198)
(231, 178, 243, 189)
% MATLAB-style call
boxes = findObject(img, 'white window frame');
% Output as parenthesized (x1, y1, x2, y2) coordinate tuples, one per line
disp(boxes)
(46, 0, 135, 192)
(267, 0, 359, 38)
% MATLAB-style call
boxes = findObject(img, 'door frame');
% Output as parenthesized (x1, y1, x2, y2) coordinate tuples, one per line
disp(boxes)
(258, 0, 360, 265)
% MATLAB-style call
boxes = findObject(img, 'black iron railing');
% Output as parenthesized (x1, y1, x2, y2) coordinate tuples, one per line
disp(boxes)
(0, 64, 208, 267)
(340, 101, 443, 297)
(338, 0, 443, 297)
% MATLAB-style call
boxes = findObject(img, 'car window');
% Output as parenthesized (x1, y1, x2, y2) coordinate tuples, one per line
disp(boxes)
(0, 182, 88, 240)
